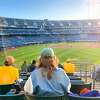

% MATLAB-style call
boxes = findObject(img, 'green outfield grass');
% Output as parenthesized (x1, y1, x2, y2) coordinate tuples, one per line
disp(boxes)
(0, 42, 100, 69)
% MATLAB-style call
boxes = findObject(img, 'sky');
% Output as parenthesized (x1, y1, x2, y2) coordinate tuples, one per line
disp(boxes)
(0, 0, 100, 20)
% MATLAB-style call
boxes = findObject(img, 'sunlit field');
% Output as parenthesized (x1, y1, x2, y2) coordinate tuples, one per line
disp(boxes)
(0, 42, 100, 68)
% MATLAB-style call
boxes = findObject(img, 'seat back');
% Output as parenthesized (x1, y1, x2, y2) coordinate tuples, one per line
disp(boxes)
(0, 84, 14, 94)
(71, 82, 92, 94)
(0, 93, 26, 100)
(25, 94, 68, 100)
(20, 72, 29, 80)
(68, 76, 81, 80)
(68, 95, 100, 100)
(70, 80, 84, 85)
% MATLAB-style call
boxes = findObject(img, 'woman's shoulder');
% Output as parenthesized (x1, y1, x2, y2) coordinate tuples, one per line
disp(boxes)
(31, 68, 42, 74)
(55, 67, 65, 73)
(55, 68, 70, 80)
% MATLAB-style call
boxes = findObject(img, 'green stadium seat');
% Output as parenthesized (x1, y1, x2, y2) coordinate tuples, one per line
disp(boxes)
(68, 76, 81, 80)
(71, 82, 92, 94)
(0, 93, 26, 100)
(68, 94, 100, 100)
(0, 84, 14, 95)
(70, 80, 84, 85)
(25, 94, 68, 100)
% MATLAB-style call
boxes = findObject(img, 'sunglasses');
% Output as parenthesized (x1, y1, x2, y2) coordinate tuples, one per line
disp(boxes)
(42, 56, 54, 59)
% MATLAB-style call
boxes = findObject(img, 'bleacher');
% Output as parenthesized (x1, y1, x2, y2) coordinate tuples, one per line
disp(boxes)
(0, 17, 100, 49)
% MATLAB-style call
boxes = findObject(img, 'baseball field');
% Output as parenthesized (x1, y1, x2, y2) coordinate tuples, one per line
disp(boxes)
(0, 42, 100, 69)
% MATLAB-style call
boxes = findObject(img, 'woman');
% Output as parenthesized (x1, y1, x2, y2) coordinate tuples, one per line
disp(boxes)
(24, 48, 71, 96)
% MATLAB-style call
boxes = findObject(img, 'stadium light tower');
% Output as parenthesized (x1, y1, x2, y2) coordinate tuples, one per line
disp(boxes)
(0, 18, 7, 56)
(0, 30, 7, 56)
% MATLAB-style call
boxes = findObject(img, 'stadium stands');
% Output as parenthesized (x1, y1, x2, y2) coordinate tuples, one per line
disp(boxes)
(0, 17, 100, 49)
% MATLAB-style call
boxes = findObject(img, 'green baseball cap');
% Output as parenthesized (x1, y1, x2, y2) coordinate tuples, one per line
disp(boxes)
(41, 48, 55, 57)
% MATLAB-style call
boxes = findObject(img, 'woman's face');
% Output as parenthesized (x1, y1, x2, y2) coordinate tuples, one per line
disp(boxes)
(41, 56, 55, 67)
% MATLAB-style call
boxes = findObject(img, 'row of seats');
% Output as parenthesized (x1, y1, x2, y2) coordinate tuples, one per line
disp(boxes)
(1, 34, 100, 48)
(0, 87, 99, 100)
(1, 27, 100, 35)
(0, 77, 98, 100)
(0, 35, 81, 48)
(0, 17, 100, 29)
(0, 94, 99, 100)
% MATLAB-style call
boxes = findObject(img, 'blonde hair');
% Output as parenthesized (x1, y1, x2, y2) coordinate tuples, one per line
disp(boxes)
(38, 56, 59, 80)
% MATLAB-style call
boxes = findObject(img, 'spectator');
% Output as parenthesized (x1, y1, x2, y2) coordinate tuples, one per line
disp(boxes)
(0, 56, 19, 85)
(63, 59, 76, 76)
(58, 63, 64, 69)
(27, 59, 37, 73)
(21, 60, 28, 72)
(24, 48, 71, 96)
